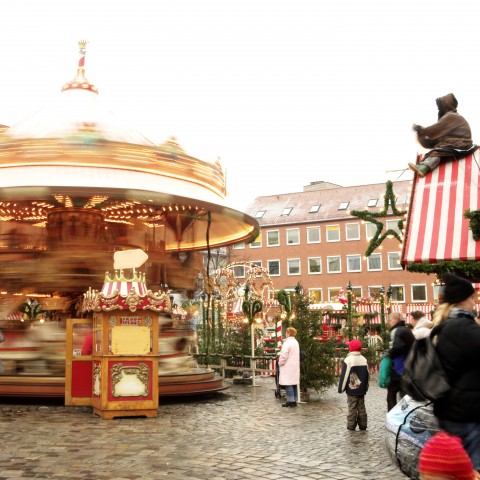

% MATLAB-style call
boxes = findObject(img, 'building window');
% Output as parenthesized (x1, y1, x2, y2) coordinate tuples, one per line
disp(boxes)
(433, 283, 443, 300)
(267, 230, 279, 247)
(367, 198, 378, 207)
(345, 223, 360, 241)
(388, 252, 402, 270)
(328, 287, 342, 301)
(365, 222, 378, 240)
(232, 264, 245, 278)
(327, 256, 341, 273)
(308, 257, 322, 274)
(309, 204, 320, 213)
(250, 233, 262, 248)
(233, 242, 245, 250)
(368, 286, 383, 302)
(351, 286, 362, 299)
(309, 289, 322, 303)
(267, 260, 280, 276)
(281, 207, 293, 216)
(250, 261, 262, 268)
(326, 225, 340, 242)
(286, 228, 300, 245)
(255, 210, 266, 218)
(390, 285, 405, 302)
(367, 253, 382, 271)
(287, 259, 301, 275)
(386, 219, 402, 237)
(338, 202, 349, 210)
(307, 227, 321, 244)
(346, 254, 362, 272)
(411, 284, 427, 302)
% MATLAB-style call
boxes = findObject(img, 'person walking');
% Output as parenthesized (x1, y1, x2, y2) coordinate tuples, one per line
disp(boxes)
(430, 274, 480, 472)
(338, 339, 369, 431)
(409, 93, 474, 178)
(410, 310, 433, 340)
(387, 312, 415, 411)
(278, 326, 300, 408)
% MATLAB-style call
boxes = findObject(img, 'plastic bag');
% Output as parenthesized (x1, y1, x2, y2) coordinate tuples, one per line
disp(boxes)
(378, 356, 391, 388)
(385, 395, 440, 480)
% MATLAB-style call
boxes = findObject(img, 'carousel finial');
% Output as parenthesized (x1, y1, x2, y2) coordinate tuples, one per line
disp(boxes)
(62, 40, 98, 94)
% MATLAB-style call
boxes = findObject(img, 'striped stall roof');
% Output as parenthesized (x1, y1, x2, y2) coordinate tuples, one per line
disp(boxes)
(403, 152, 480, 265)
(101, 280, 147, 297)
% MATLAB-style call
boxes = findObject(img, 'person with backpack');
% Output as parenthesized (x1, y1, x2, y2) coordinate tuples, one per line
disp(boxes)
(430, 274, 480, 472)
(387, 312, 415, 411)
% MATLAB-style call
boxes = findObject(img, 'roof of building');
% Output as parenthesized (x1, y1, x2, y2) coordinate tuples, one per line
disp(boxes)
(245, 180, 412, 226)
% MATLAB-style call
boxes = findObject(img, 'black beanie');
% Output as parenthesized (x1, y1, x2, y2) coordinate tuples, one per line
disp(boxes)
(442, 274, 475, 304)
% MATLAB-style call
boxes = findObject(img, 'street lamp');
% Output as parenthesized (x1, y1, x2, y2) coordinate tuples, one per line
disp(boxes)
(242, 283, 263, 386)
(346, 281, 353, 340)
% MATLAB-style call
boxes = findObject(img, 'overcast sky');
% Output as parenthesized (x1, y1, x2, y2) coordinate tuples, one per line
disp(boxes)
(1, 0, 478, 211)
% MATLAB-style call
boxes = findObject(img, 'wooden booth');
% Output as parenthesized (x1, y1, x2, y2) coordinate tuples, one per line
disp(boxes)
(81, 255, 171, 419)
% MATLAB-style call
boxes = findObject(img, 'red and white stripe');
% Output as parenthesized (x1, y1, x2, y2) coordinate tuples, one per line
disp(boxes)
(101, 281, 147, 297)
(403, 153, 480, 264)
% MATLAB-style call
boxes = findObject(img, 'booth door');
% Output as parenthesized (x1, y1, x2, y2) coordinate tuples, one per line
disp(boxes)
(65, 318, 93, 406)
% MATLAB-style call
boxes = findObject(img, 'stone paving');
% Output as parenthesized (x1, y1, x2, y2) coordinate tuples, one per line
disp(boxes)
(0, 376, 406, 480)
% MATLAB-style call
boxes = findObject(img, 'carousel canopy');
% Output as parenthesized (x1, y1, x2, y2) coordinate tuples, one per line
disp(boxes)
(0, 41, 258, 253)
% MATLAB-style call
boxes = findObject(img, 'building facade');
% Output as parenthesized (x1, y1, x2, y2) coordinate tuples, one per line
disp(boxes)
(230, 180, 438, 305)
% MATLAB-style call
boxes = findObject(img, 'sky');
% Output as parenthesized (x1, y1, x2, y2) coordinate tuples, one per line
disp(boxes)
(0, 0, 479, 212)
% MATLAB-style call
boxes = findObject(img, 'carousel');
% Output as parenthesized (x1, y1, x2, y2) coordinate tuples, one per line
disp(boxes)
(0, 41, 258, 399)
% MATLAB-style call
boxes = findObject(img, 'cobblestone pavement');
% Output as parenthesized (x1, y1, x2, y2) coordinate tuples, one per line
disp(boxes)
(0, 376, 405, 480)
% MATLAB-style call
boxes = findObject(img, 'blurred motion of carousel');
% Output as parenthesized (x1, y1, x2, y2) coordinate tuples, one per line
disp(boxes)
(0, 41, 258, 398)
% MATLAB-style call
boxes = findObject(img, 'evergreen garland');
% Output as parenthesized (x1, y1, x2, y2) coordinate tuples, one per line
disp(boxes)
(464, 209, 480, 241)
(406, 260, 480, 282)
(350, 181, 407, 257)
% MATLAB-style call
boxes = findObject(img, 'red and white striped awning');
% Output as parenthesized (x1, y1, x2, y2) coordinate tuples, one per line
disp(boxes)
(403, 152, 480, 264)
(101, 280, 148, 297)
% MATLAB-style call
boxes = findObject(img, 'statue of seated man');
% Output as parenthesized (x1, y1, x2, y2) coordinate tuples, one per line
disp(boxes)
(409, 93, 475, 177)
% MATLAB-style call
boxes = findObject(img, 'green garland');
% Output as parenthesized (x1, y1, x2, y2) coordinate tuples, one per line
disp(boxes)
(406, 260, 480, 282)
(464, 209, 480, 241)
(350, 181, 407, 257)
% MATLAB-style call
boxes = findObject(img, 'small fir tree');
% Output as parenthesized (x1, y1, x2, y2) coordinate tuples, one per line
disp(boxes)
(279, 286, 337, 395)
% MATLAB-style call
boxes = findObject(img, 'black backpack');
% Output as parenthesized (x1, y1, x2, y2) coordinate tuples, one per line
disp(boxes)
(402, 331, 450, 402)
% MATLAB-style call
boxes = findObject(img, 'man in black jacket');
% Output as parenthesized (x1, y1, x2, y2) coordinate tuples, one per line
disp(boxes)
(387, 312, 414, 411)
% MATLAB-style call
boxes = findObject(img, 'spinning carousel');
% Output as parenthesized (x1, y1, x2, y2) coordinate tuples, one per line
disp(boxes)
(0, 41, 258, 398)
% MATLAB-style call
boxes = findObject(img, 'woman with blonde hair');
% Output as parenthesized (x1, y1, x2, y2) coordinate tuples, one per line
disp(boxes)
(278, 326, 300, 408)
(430, 274, 480, 472)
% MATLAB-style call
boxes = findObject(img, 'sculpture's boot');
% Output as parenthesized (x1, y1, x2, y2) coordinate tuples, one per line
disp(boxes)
(408, 162, 431, 178)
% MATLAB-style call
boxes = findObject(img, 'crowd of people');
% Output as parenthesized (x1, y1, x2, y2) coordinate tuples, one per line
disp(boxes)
(277, 273, 480, 477)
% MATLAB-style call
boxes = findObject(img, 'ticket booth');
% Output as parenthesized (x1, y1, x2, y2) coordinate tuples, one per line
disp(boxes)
(90, 309, 160, 419)
(81, 250, 171, 419)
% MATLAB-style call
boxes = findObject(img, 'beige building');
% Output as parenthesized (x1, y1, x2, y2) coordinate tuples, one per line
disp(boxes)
(229, 180, 436, 305)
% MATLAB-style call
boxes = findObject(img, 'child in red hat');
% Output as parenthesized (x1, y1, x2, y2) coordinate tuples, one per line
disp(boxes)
(338, 339, 369, 431)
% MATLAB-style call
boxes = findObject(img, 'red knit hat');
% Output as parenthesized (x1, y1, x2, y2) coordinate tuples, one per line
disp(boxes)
(418, 432, 476, 480)
(348, 339, 362, 352)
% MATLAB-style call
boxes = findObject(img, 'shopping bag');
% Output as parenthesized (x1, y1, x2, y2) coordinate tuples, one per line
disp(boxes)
(378, 356, 391, 388)
(385, 395, 440, 480)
